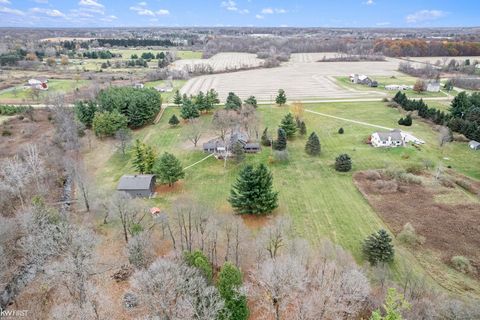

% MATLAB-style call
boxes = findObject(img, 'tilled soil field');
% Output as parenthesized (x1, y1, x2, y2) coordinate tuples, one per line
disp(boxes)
(354, 170, 480, 277)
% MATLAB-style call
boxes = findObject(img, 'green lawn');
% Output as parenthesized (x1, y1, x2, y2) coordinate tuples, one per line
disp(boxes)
(335, 76, 453, 98)
(93, 101, 480, 296)
(144, 80, 187, 103)
(176, 50, 203, 59)
(0, 79, 90, 102)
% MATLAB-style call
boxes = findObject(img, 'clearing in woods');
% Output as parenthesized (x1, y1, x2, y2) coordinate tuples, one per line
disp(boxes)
(88, 100, 480, 296)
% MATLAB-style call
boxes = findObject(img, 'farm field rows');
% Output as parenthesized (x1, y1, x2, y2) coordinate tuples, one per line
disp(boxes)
(88, 101, 480, 296)
(169, 52, 264, 72)
(180, 54, 406, 100)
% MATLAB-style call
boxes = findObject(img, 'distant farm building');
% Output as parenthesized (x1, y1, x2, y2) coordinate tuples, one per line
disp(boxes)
(155, 86, 173, 93)
(469, 140, 480, 150)
(25, 78, 48, 90)
(385, 84, 413, 91)
(426, 81, 441, 92)
(133, 83, 144, 89)
(349, 74, 378, 87)
(117, 174, 156, 198)
(371, 129, 424, 148)
(203, 130, 260, 158)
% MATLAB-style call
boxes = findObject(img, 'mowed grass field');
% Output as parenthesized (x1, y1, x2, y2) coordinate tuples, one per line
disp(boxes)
(0, 79, 90, 101)
(144, 80, 187, 102)
(93, 100, 479, 254)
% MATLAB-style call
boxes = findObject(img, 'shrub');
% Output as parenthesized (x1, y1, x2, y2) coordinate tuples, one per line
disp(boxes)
(406, 164, 424, 175)
(384, 168, 422, 185)
(338, 127, 344, 134)
(397, 223, 425, 247)
(451, 256, 473, 274)
(92, 110, 128, 138)
(382, 97, 389, 102)
(365, 170, 381, 181)
(373, 180, 398, 193)
(335, 154, 352, 172)
(184, 250, 213, 281)
(1, 129, 12, 136)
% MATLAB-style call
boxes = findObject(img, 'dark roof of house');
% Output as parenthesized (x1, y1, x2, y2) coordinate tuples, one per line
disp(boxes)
(117, 175, 155, 190)
(376, 130, 403, 142)
(245, 142, 260, 149)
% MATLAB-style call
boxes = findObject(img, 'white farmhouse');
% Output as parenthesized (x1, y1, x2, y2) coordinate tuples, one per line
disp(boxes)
(371, 130, 405, 147)
(426, 81, 440, 92)
(371, 129, 424, 148)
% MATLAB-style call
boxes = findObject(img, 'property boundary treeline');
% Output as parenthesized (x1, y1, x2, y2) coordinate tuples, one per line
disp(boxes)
(393, 91, 480, 141)
(0, 105, 32, 116)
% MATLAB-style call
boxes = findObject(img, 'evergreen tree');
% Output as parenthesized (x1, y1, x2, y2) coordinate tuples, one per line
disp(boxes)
(280, 113, 297, 138)
(225, 92, 242, 111)
(180, 98, 200, 120)
(153, 152, 185, 187)
(173, 90, 182, 106)
(305, 132, 321, 156)
(206, 89, 220, 106)
(74, 100, 97, 128)
(132, 139, 146, 174)
(143, 145, 156, 174)
(168, 114, 180, 126)
(218, 262, 249, 320)
(273, 128, 287, 151)
(261, 128, 271, 146)
(450, 91, 471, 119)
(275, 89, 287, 106)
(244, 96, 258, 108)
(363, 229, 395, 266)
(184, 250, 212, 281)
(194, 91, 207, 113)
(335, 154, 352, 172)
(229, 164, 278, 215)
(338, 127, 344, 134)
(232, 141, 245, 163)
(299, 121, 307, 136)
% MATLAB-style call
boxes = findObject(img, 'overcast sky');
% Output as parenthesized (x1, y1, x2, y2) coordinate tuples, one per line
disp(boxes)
(0, 0, 479, 28)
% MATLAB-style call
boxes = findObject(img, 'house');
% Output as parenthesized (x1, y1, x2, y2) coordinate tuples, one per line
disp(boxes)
(133, 83, 144, 89)
(469, 140, 480, 150)
(426, 81, 440, 92)
(402, 132, 425, 145)
(117, 174, 156, 198)
(25, 78, 48, 90)
(203, 129, 260, 157)
(371, 129, 405, 148)
(385, 84, 413, 91)
(349, 74, 377, 87)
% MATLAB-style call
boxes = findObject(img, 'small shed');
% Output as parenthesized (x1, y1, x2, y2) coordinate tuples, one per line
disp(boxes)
(117, 174, 156, 198)
(469, 140, 480, 150)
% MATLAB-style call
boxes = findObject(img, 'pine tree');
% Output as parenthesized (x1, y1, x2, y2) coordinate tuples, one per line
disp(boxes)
(180, 99, 200, 120)
(232, 141, 245, 163)
(218, 262, 249, 320)
(143, 145, 156, 174)
(305, 132, 321, 156)
(362, 229, 395, 266)
(275, 89, 287, 106)
(299, 121, 307, 136)
(335, 154, 352, 172)
(273, 128, 287, 151)
(173, 90, 182, 106)
(168, 114, 180, 126)
(450, 91, 471, 119)
(194, 91, 207, 113)
(338, 127, 344, 134)
(132, 139, 146, 174)
(153, 152, 185, 187)
(244, 96, 258, 108)
(225, 92, 242, 111)
(280, 113, 297, 138)
(261, 128, 271, 146)
(206, 89, 220, 106)
(229, 164, 278, 215)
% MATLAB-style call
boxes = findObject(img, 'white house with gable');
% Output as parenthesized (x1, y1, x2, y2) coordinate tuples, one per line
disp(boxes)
(371, 129, 424, 148)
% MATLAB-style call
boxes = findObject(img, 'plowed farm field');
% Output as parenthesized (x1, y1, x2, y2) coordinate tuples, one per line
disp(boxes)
(181, 54, 403, 101)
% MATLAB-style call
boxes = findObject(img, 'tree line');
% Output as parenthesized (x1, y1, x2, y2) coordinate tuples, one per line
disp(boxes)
(374, 39, 480, 57)
(95, 38, 176, 47)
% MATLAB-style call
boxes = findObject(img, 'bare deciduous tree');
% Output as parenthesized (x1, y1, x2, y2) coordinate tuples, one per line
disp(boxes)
(132, 257, 224, 320)
(109, 192, 150, 243)
(186, 118, 203, 148)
